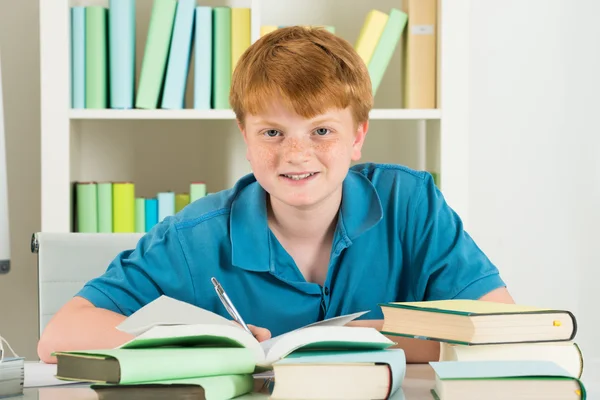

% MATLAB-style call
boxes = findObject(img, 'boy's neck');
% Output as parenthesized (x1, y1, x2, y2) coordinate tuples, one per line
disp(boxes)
(267, 188, 342, 242)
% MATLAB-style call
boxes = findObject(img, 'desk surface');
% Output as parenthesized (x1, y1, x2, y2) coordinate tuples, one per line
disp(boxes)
(18, 363, 600, 399)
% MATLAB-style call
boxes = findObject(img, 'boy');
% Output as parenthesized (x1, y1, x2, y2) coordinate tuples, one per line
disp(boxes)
(38, 27, 513, 364)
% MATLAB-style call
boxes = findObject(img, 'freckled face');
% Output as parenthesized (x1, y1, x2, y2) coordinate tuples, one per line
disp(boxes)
(240, 102, 368, 209)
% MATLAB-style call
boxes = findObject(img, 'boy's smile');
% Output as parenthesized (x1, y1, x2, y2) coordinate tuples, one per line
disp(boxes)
(240, 100, 368, 211)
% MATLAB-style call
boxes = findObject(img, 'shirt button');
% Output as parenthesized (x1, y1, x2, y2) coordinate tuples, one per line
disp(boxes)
(324, 287, 329, 296)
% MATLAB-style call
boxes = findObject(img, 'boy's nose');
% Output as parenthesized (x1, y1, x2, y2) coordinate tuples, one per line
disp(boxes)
(282, 138, 311, 164)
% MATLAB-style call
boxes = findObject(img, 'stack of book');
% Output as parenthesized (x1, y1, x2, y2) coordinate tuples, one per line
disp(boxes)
(70, 0, 251, 110)
(0, 356, 24, 398)
(54, 296, 407, 400)
(73, 181, 208, 233)
(379, 299, 587, 399)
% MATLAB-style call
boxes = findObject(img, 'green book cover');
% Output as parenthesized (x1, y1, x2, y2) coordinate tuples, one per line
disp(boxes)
(76, 182, 98, 233)
(135, 198, 145, 233)
(212, 7, 232, 109)
(135, 0, 177, 109)
(85, 7, 108, 109)
(97, 182, 112, 233)
(368, 8, 408, 96)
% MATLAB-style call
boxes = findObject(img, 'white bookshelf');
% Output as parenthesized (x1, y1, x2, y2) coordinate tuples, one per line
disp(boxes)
(39, 0, 470, 233)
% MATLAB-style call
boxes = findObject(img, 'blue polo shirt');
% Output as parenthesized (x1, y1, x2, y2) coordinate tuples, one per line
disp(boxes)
(77, 163, 505, 337)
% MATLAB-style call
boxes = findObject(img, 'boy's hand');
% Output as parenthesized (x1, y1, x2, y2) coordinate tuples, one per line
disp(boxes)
(248, 324, 271, 342)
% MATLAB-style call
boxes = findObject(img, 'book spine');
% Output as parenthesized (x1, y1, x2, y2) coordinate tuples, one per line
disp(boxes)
(260, 25, 277, 37)
(212, 7, 231, 109)
(85, 6, 108, 109)
(231, 8, 251, 75)
(109, 0, 136, 109)
(368, 8, 408, 96)
(71, 7, 86, 109)
(354, 10, 389, 66)
(190, 182, 206, 202)
(113, 182, 135, 232)
(402, 0, 437, 108)
(97, 182, 113, 233)
(193, 7, 213, 110)
(162, 0, 196, 109)
(175, 193, 190, 213)
(76, 182, 98, 232)
(144, 198, 158, 231)
(157, 192, 175, 221)
(135, 198, 146, 233)
(135, 0, 178, 109)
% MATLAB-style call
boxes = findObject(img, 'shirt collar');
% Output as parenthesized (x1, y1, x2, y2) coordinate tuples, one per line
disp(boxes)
(230, 170, 383, 271)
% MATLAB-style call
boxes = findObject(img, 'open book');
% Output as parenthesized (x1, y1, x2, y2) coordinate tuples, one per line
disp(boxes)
(116, 295, 394, 368)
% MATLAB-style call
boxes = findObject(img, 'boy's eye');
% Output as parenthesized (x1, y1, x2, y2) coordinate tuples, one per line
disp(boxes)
(264, 129, 281, 137)
(314, 128, 330, 136)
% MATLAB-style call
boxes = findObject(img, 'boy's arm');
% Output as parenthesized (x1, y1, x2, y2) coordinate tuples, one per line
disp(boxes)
(37, 296, 134, 364)
(347, 287, 515, 363)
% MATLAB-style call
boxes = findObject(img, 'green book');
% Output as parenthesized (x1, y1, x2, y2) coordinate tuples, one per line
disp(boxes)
(54, 347, 256, 384)
(97, 182, 113, 233)
(76, 182, 98, 233)
(212, 7, 232, 109)
(367, 8, 408, 96)
(135, 198, 145, 233)
(429, 360, 586, 400)
(85, 7, 108, 109)
(135, 0, 177, 109)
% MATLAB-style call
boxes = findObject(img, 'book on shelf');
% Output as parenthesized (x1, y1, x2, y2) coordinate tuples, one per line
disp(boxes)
(108, 0, 135, 109)
(70, 7, 86, 109)
(429, 360, 586, 400)
(379, 299, 577, 345)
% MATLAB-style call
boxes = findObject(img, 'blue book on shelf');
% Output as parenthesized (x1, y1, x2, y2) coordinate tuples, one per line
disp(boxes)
(109, 0, 136, 109)
(193, 7, 212, 110)
(161, 0, 196, 109)
(144, 198, 158, 231)
(157, 192, 175, 222)
(71, 7, 85, 109)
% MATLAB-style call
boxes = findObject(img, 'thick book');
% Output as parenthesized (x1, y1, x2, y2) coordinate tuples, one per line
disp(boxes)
(85, 6, 108, 109)
(231, 8, 251, 75)
(75, 182, 98, 233)
(161, 0, 196, 109)
(144, 198, 158, 231)
(440, 341, 584, 379)
(429, 360, 586, 400)
(0, 357, 24, 398)
(270, 349, 406, 400)
(92, 374, 253, 400)
(354, 9, 389, 66)
(380, 300, 577, 345)
(211, 7, 231, 109)
(108, 0, 136, 109)
(115, 296, 394, 369)
(193, 7, 212, 110)
(136, 0, 177, 109)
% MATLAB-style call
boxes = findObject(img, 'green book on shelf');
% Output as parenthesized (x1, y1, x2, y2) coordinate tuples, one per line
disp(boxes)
(135, 0, 177, 109)
(85, 6, 108, 109)
(212, 7, 232, 109)
(97, 182, 113, 233)
(76, 182, 98, 233)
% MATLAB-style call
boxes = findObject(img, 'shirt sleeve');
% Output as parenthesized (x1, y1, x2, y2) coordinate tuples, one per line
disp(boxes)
(75, 218, 195, 316)
(407, 173, 506, 301)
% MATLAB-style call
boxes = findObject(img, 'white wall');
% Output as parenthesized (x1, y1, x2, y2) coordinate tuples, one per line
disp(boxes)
(468, 0, 600, 380)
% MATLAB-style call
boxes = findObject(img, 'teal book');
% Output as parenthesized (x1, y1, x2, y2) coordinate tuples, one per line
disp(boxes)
(193, 7, 212, 110)
(109, 0, 136, 109)
(157, 192, 175, 221)
(136, 0, 177, 109)
(71, 7, 85, 108)
(144, 198, 158, 232)
(430, 360, 586, 400)
(161, 0, 196, 109)
(368, 8, 408, 96)
(211, 7, 231, 109)
(85, 6, 108, 109)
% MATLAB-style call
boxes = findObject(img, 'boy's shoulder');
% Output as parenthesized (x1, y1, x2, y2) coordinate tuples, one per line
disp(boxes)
(350, 162, 433, 191)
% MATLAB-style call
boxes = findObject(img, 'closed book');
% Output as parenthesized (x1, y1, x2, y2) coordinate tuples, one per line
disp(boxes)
(380, 300, 577, 345)
(175, 193, 190, 213)
(112, 182, 135, 233)
(367, 8, 408, 96)
(135, 198, 145, 233)
(157, 191, 175, 221)
(76, 182, 98, 233)
(190, 182, 206, 202)
(71, 7, 86, 108)
(161, 0, 196, 109)
(231, 8, 251, 75)
(144, 198, 158, 232)
(85, 6, 108, 109)
(0, 357, 24, 398)
(260, 25, 277, 37)
(97, 182, 113, 233)
(135, 0, 177, 109)
(429, 360, 586, 400)
(193, 7, 212, 110)
(92, 375, 253, 400)
(109, 0, 136, 109)
(212, 7, 231, 109)
(402, 0, 437, 108)
(354, 10, 389, 66)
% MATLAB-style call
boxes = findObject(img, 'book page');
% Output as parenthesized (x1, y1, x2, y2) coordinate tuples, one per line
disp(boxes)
(117, 295, 235, 335)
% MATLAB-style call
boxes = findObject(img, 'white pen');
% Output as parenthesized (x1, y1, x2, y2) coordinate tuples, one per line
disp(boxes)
(211, 277, 254, 336)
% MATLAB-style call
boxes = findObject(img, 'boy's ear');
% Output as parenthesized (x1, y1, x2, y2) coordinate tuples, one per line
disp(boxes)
(351, 120, 369, 161)
(237, 120, 248, 143)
